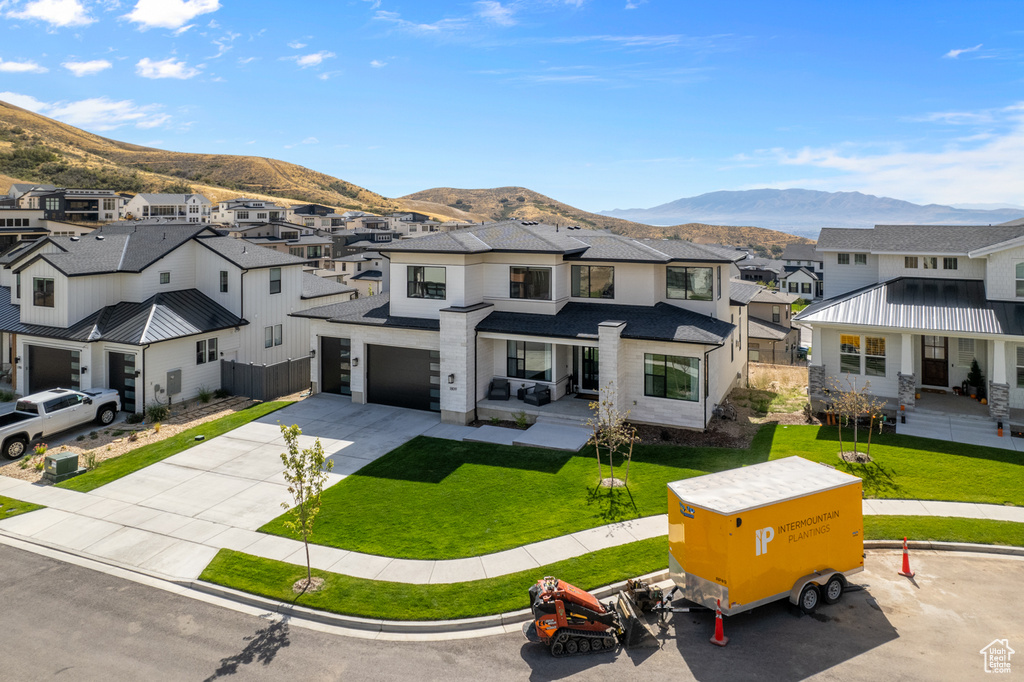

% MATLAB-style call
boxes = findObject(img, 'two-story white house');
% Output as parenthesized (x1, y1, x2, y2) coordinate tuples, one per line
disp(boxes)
(296, 221, 751, 431)
(122, 193, 212, 223)
(781, 243, 824, 299)
(211, 198, 288, 225)
(0, 223, 353, 412)
(796, 224, 1024, 424)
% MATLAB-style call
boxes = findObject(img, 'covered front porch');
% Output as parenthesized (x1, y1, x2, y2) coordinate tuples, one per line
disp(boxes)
(476, 390, 595, 427)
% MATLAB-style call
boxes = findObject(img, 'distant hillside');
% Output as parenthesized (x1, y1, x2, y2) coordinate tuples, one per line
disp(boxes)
(0, 99, 473, 221)
(602, 188, 1024, 237)
(402, 187, 812, 249)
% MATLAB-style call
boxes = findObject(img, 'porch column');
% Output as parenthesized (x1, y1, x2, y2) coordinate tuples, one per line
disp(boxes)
(989, 339, 1010, 422)
(439, 303, 494, 425)
(807, 325, 825, 410)
(598, 320, 626, 412)
(898, 333, 915, 410)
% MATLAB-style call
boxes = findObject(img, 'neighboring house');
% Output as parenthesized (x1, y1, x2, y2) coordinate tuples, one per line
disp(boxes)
(225, 221, 334, 270)
(0, 223, 353, 410)
(122, 193, 212, 223)
(286, 204, 352, 232)
(332, 229, 398, 257)
(736, 256, 787, 286)
(331, 251, 389, 295)
(210, 198, 288, 225)
(0, 208, 98, 249)
(782, 242, 824, 287)
(746, 288, 800, 365)
(296, 221, 749, 431)
(796, 223, 1024, 423)
(29, 189, 125, 223)
(781, 267, 821, 299)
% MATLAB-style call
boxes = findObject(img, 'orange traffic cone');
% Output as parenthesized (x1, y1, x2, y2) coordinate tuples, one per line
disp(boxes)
(898, 536, 915, 578)
(710, 598, 729, 647)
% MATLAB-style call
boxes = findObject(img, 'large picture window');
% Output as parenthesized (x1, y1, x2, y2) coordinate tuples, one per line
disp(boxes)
(506, 341, 551, 381)
(644, 354, 699, 402)
(33, 277, 54, 308)
(510, 267, 551, 300)
(407, 266, 446, 299)
(571, 265, 614, 298)
(666, 266, 712, 301)
(840, 334, 861, 374)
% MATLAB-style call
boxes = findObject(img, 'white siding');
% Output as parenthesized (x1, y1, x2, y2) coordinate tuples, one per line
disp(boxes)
(984, 244, 1024, 301)
(817, 327, 903, 398)
(823, 252, 879, 298)
(18, 260, 67, 327)
(239, 265, 311, 365)
(388, 253, 472, 319)
(143, 334, 227, 407)
(67, 274, 123, 325)
(195, 246, 243, 316)
(123, 242, 199, 302)
(877, 254, 984, 282)
(618, 339, 710, 429)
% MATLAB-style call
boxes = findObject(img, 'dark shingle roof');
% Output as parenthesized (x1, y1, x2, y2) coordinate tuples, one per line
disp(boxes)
(748, 317, 792, 341)
(0, 287, 244, 344)
(729, 280, 762, 305)
(477, 302, 734, 346)
(301, 273, 354, 300)
(379, 221, 590, 255)
(816, 225, 1024, 255)
(794, 277, 1024, 336)
(750, 289, 799, 304)
(195, 236, 310, 269)
(350, 270, 382, 281)
(292, 293, 439, 331)
(782, 243, 820, 261)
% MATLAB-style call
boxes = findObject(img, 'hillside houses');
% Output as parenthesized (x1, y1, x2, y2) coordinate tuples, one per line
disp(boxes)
(122, 193, 212, 223)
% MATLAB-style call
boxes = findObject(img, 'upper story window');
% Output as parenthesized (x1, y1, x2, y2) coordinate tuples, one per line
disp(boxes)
(269, 267, 281, 294)
(943, 257, 958, 270)
(45, 197, 60, 211)
(905, 256, 918, 268)
(837, 253, 850, 265)
(289, 247, 304, 257)
(189, 204, 199, 213)
(666, 266, 712, 301)
(159, 272, 170, 285)
(307, 245, 322, 259)
(102, 198, 115, 211)
(510, 266, 551, 300)
(717, 266, 722, 300)
(854, 253, 867, 265)
(281, 231, 299, 240)
(15, 273, 21, 299)
(33, 277, 54, 308)
(219, 271, 228, 293)
(237, 211, 250, 220)
(1016, 263, 1024, 297)
(407, 266, 446, 299)
(571, 265, 614, 299)
(923, 257, 938, 269)
(256, 212, 267, 220)
(772, 305, 780, 323)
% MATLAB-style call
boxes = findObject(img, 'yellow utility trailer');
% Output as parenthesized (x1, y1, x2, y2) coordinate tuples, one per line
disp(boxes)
(667, 456, 863, 616)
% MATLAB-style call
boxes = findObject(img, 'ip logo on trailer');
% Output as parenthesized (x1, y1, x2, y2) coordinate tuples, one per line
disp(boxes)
(755, 527, 774, 556)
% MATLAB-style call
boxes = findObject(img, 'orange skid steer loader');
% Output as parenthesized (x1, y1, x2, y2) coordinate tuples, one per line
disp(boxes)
(523, 576, 660, 657)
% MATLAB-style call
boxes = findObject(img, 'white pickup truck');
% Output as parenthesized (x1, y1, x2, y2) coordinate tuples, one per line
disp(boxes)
(0, 388, 121, 459)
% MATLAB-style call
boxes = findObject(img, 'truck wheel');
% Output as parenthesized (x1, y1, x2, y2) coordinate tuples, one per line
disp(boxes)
(3, 436, 28, 460)
(799, 584, 820, 614)
(95, 405, 117, 425)
(822, 575, 844, 605)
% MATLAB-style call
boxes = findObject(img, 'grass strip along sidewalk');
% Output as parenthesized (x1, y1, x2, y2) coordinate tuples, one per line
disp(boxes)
(57, 401, 291, 493)
(260, 423, 1024, 561)
(0, 495, 43, 519)
(203, 516, 1023, 621)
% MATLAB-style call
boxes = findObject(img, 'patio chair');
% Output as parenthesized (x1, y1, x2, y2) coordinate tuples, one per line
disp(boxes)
(523, 384, 551, 407)
(487, 377, 511, 401)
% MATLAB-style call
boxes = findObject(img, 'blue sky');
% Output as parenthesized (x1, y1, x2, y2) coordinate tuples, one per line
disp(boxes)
(1, 0, 1022, 211)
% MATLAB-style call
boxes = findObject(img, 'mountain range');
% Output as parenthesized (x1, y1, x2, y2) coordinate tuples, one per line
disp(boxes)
(601, 189, 1024, 237)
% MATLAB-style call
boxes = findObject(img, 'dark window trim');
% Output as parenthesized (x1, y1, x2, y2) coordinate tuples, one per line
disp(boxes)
(666, 266, 713, 301)
(32, 277, 54, 308)
(509, 266, 552, 300)
(570, 264, 615, 299)
(269, 267, 282, 294)
(643, 353, 700, 402)
(407, 265, 447, 300)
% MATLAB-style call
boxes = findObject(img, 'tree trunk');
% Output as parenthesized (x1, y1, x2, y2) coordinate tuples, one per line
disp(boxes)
(303, 526, 311, 584)
(837, 411, 845, 456)
(866, 416, 874, 458)
(623, 433, 635, 487)
(608, 447, 615, 487)
(595, 441, 603, 483)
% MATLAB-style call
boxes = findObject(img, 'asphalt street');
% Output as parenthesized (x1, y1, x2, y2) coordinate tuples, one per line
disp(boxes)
(1, 544, 1021, 681)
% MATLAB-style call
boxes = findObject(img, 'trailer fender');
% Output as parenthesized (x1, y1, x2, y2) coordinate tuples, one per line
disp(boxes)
(788, 569, 843, 606)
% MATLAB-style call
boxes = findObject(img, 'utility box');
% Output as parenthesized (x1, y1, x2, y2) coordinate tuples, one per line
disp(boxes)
(43, 451, 86, 484)
(667, 456, 863, 616)
(166, 369, 182, 396)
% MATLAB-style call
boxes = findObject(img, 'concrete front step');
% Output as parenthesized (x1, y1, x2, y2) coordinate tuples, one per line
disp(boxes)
(909, 408, 993, 423)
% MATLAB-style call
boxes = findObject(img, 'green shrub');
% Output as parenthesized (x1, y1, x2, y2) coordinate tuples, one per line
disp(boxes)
(214, 388, 231, 399)
(0, 390, 15, 402)
(146, 403, 169, 423)
(125, 412, 145, 424)
(197, 387, 213, 403)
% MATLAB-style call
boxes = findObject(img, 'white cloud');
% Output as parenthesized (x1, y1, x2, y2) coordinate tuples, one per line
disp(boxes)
(123, 0, 220, 30)
(237, 56, 257, 65)
(370, 59, 387, 68)
(302, 137, 318, 144)
(8, 0, 93, 27)
(285, 51, 335, 68)
(62, 59, 113, 76)
(0, 91, 172, 131)
(476, 1, 516, 26)
(0, 59, 48, 73)
(361, 0, 381, 8)
(374, 9, 468, 34)
(135, 56, 201, 79)
(625, 0, 647, 8)
(288, 40, 307, 49)
(943, 43, 982, 59)
(753, 102, 1024, 205)
(172, 24, 194, 36)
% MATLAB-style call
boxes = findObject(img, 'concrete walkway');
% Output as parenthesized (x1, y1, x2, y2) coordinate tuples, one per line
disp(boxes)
(896, 407, 1024, 452)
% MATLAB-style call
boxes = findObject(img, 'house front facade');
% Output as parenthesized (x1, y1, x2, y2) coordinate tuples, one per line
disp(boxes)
(211, 198, 288, 225)
(297, 221, 750, 430)
(122, 193, 212, 223)
(796, 224, 1024, 423)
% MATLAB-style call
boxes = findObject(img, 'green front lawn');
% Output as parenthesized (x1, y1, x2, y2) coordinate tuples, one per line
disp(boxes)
(199, 537, 667, 621)
(865, 515, 1024, 547)
(58, 401, 291, 492)
(260, 423, 1024, 560)
(0, 494, 43, 519)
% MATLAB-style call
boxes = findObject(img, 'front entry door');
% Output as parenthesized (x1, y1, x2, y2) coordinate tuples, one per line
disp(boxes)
(581, 347, 599, 392)
(921, 336, 948, 386)
(108, 352, 136, 412)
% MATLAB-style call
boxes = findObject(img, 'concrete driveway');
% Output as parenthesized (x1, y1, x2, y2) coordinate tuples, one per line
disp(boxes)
(0, 394, 455, 579)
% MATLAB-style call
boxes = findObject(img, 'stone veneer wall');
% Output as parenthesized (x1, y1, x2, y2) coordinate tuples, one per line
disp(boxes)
(989, 381, 1010, 421)
(898, 372, 916, 410)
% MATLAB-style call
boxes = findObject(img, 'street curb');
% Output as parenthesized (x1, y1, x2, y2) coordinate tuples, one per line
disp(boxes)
(180, 569, 672, 635)
(864, 539, 1024, 557)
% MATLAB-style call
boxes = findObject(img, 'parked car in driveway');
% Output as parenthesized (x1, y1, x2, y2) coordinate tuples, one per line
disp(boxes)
(1, 388, 121, 459)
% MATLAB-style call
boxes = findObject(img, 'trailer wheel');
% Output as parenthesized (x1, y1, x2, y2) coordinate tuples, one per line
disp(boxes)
(822, 575, 844, 605)
(799, 584, 820, 614)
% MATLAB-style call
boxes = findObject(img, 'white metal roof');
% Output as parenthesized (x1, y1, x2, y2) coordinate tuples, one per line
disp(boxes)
(667, 456, 860, 515)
